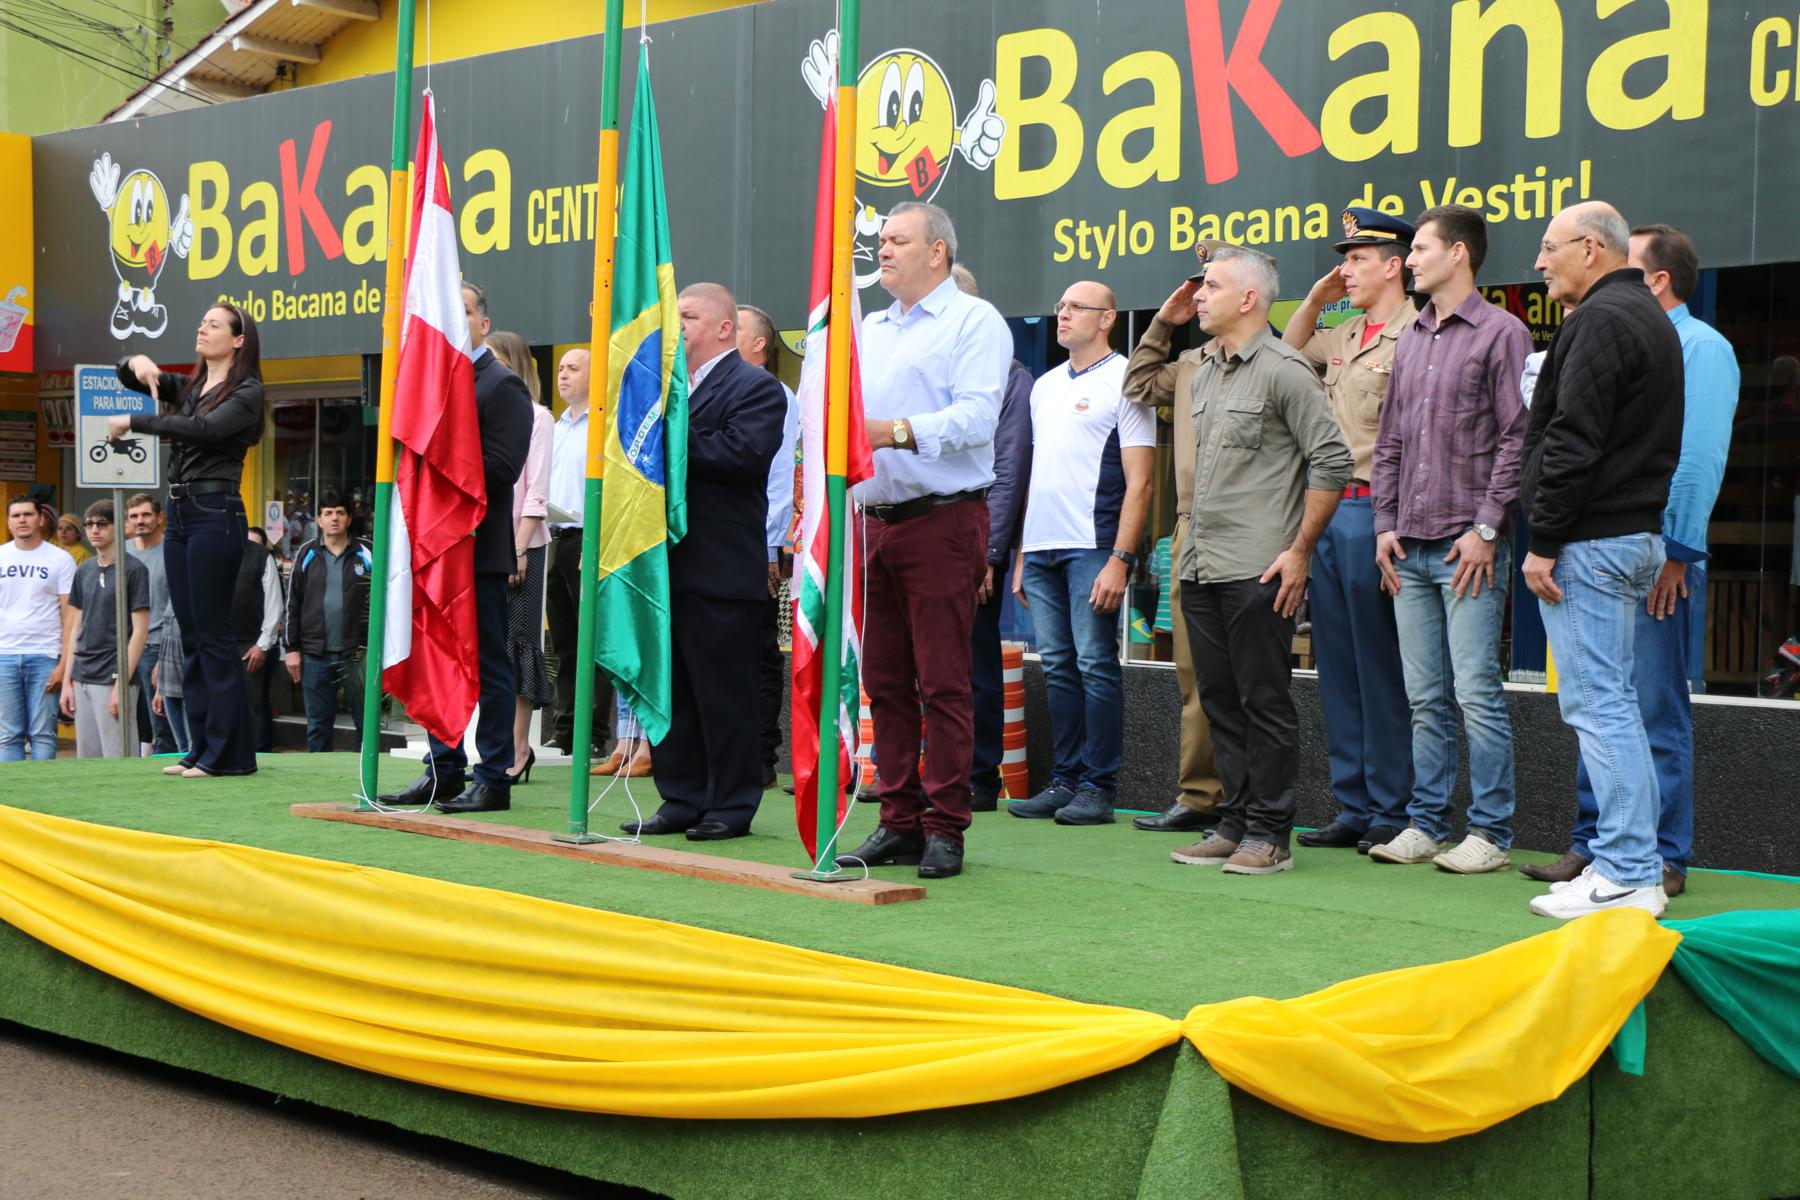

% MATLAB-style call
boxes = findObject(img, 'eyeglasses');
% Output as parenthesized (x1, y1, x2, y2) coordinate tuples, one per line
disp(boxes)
(83, 519, 110, 528)
(1539, 236, 1590, 255)
(1052, 301, 1110, 316)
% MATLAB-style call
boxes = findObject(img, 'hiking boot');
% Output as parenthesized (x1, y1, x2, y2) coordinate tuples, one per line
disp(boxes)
(1171, 831, 1239, 866)
(1221, 839, 1294, 875)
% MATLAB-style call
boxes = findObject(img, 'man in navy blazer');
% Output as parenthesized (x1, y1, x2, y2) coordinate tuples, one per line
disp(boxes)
(381, 281, 532, 814)
(623, 282, 787, 840)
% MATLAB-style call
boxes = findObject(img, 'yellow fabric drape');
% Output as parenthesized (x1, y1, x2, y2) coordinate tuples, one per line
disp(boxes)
(0, 805, 1678, 1136)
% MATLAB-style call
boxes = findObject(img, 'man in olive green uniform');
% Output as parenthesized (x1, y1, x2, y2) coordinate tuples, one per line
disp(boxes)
(1282, 207, 1418, 853)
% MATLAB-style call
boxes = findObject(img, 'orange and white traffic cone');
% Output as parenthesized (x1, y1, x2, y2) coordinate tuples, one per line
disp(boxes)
(1000, 642, 1031, 801)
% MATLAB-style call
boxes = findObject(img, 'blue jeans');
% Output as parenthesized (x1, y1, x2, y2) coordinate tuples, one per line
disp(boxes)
(1569, 562, 1694, 874)
(1540, 534, 1667, 888)
(135, 640, 178, 753)
(163, 693, 191, 755)
(166, 493, 258, 775)
(1393, 535, 1517, 847)
(1022, 548, 1123, 796)
(0, 653, 60, 761)
(1310, 498, 1412, 831)
(301, 652, 364, 753)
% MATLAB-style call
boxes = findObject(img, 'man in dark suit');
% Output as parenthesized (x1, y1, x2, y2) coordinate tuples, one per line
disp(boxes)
(623, 282, 787, 840)
(381, 281, 532, 813)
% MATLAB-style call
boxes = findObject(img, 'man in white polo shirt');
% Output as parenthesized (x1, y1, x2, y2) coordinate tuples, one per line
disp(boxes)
(1007, 281, 1155, 826)
(1, 495, 77, 761)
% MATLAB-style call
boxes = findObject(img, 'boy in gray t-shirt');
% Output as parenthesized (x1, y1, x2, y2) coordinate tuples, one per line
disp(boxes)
(60, 501, 150, 758)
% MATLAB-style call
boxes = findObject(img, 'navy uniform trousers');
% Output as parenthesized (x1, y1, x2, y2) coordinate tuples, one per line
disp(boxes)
(1309, 496, 1412, 832)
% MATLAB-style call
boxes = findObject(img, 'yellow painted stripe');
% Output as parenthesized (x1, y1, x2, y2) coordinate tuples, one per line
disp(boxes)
(373, 165, 410, 485)
(586, 127, 622, 482)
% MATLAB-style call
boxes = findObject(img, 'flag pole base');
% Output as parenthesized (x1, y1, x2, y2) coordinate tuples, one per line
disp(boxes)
(552, 832, 609, 846)
(791, 866, 851, 883)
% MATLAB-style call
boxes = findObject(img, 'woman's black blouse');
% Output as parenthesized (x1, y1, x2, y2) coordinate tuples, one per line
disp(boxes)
(117, 358, 265, 487)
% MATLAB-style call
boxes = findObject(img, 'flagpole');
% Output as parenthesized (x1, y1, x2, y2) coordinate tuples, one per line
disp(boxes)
(557, 0, 626, 844)
(356, 0, 417, 809)
(809, 0, 860, 875)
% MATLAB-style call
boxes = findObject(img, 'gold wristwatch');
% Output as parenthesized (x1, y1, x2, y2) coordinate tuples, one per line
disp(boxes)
(891, 418, 910, 448)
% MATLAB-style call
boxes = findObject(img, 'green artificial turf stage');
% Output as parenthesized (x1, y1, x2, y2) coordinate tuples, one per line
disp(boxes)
(2, 755, 1798, 1199)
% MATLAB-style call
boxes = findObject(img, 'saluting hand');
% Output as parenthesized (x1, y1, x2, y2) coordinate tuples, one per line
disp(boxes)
(1157, 280, 1200, 326)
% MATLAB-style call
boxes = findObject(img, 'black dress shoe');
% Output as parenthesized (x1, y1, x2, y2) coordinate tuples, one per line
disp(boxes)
(1298, 820, 1363, 849)
(918, 835, 963, 879)
(686, 819, 747, 841)
(378, 773, 462, 806)
(1357, 824, 1403, 855)
(969, 784, 999, 813)
(435, 782, 510, 814)
(837, 826, 925, 867)
(1132, 801, 1218, 832)
(761, 764, 778, 789)
(621, 813, 692, 836)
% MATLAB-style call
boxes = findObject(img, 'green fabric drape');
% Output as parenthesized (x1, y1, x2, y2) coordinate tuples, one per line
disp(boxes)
(1665, 909, 1800, 1079)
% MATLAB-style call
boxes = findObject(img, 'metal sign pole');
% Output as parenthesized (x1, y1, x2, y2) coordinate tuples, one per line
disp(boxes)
(112, 486, 135, 757)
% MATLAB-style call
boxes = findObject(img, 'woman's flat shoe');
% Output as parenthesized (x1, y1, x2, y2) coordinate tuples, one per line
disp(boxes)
(162, 763, 188, 776)
(622, 748, 653, 778)
(181, 767, 213, 778)
(589, 749, 626, 777)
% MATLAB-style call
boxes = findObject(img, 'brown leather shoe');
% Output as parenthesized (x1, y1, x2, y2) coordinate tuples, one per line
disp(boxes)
(589, 748, 626, 777)
(621, 745, 653, 777)
(1519, 847, 1589, 883)
(1663, 866, 1685, 897)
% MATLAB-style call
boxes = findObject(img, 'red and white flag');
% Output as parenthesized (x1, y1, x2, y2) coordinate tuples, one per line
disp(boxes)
(382, 92, 485, 745)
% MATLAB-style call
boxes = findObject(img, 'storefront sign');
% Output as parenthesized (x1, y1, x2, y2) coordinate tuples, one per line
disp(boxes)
(0, 411, 36, 478)
(29, 0, 1800, 367)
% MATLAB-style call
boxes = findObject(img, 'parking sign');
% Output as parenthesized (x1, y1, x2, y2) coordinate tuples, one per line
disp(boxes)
(75, 364, 160, 489)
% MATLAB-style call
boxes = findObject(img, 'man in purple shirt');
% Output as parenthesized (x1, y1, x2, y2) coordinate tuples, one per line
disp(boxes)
(1370, 205, 1533, 875)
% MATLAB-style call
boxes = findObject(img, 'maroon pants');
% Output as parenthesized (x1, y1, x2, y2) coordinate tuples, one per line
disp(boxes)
(863, 498, 989, 844)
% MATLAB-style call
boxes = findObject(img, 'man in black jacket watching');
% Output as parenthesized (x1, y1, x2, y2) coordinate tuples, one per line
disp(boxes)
(282, 492, 370, 752)
(380, 282, 533, 813)
(1520, 201, 1684, 921)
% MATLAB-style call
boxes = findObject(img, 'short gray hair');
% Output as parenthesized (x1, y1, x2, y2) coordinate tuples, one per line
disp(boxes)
(1211, 247, 1279, 312)
(1572, 206, 1631, 255)
(888, 201, 958, 266)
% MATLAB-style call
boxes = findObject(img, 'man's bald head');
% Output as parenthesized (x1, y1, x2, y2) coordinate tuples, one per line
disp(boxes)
(1537, 201, 1631, 308)
(679, 282, 739, 364)
(1053, 279, 1118, 357)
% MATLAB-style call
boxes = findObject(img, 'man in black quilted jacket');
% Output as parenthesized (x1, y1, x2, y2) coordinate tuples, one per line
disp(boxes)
(1519, 201, 1684, 921)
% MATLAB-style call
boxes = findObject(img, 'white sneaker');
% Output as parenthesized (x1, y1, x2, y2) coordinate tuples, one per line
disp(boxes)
(1433, 832, 1511, 874)
(1549, 863, 1596, 894)
(1367, 827, 1443, 864)
(1528, 869, 1668, 920)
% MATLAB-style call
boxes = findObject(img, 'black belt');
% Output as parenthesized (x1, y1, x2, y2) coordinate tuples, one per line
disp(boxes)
(550, 525, 583, 539)
(864, 489, 987, 524)
(169, 479, 238, 498)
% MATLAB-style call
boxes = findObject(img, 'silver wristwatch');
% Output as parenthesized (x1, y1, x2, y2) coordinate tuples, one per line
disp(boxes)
(1473, 523, 1498, 543)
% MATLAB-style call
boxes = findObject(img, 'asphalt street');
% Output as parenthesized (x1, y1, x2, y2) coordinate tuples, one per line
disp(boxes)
(0, 1026, 643, 1199)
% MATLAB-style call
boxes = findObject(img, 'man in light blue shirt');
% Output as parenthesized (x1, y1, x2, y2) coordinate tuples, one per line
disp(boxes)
(543, 348, 611, 757)
(737, 303, 801, 788)
(1531, 224, 1738, 898)
(839, 201, 1011, 881)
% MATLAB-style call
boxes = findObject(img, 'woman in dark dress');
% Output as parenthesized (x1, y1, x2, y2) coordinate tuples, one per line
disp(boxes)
(114, 303, 265, 777)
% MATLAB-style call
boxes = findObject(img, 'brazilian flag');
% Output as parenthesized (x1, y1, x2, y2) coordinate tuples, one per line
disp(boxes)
(596, 44, 689, 743)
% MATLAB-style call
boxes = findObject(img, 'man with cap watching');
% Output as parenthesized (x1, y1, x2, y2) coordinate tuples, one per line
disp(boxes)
(1370, 205, 1533, 873)
(1282, 207, 1418, 856)
(1160, 242, 1353, 875)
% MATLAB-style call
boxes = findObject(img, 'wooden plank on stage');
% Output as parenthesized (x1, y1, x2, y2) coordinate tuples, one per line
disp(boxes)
(289, 804, 926, 905)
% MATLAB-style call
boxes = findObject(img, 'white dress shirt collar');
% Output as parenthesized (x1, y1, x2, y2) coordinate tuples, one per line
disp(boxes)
(689, 347, 734, 392)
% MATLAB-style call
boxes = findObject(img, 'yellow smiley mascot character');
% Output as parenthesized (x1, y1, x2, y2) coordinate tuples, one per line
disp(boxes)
(801, 31, 1006, 287)
(89, 152, 194, 340)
